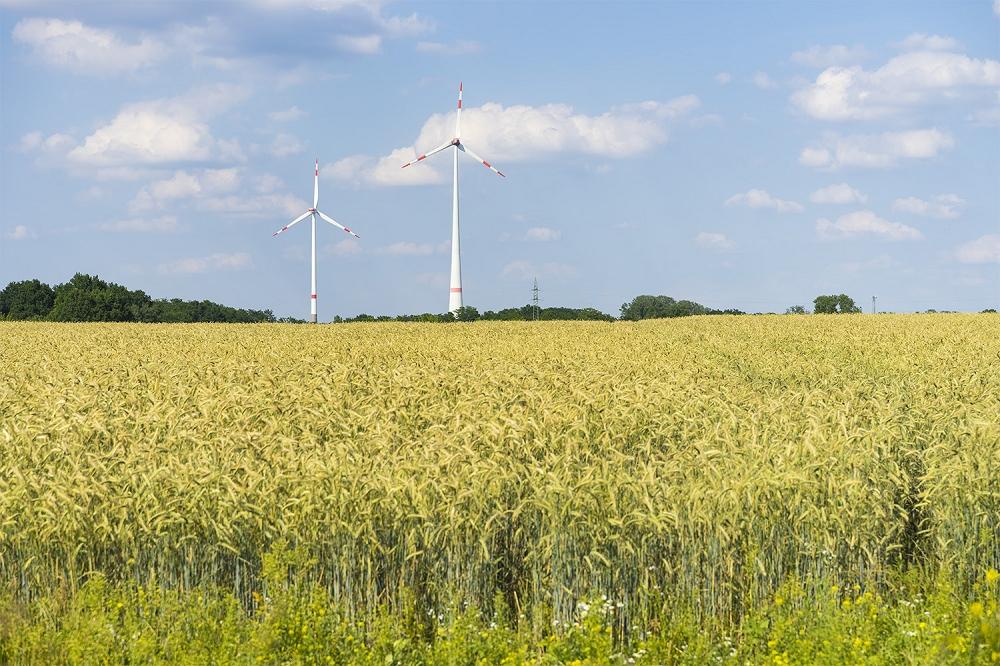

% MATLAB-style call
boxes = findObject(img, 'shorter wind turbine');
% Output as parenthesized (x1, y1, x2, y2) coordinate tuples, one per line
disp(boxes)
(272, 159, 360, 323)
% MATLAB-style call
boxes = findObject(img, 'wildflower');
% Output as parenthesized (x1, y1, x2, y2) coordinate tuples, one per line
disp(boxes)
(986, 569, 999, 586)
(970, 602, 984, 618)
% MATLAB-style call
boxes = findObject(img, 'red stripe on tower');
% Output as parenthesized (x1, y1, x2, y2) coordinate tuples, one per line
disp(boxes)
(450, 287, 462, 293)
(311, 294, 317, 299)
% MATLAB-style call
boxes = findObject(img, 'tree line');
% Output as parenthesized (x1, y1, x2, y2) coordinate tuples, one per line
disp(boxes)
(0, 274, 278, 323)
(6, 274, 967, 323)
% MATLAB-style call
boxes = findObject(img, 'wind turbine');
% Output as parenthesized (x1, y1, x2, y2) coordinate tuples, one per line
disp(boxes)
(272, 159, 360, 323)
(401, 83, 505, 313)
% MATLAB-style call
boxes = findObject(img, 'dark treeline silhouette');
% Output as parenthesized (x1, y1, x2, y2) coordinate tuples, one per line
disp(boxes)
(9, 277, 979, 323)
(0, 274, 276, 323)
(334, 304, 617, 323)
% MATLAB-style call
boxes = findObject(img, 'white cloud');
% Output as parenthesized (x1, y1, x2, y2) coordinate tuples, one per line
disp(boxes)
(202, 193, 305, 218)
(157, 252, 251, 275)
(377, 241, 440, 256)
(799, 129, 954, 168)
(792, 50, 1000, 121)
(752, 71, 777, 89)
(896, 33, 960, 52)
(416, 40, 481, 55)
(955, 234, 1000, 263)
(69, 85, 248, 168)
(995, 0, 1000, 17)
(816, 210, 922, 241)
(12, 17, 166, 75)
(502, 260, 577, 281)
(327, 238, 362, 256)
(99, 215, 179, 233)
(327, 95, 699, 187)
(524, 227, 561, 241)
(714, 72, 732, 85)
(334, 33, 381, 54)
(695, 232, 734, 250)
(809, 183, 868, 204)
(130, 168, 240, 211)
(892, 194, 965, 219)
(269, 106, 306, 122)
(269, 133, 304, 158)
(791, 44, 868, 68)
(5, 225, 35, 240)
(725, 189, 804, 213)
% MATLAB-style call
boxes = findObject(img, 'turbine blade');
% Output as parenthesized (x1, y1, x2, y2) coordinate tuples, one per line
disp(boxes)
(317, 210, 360, 238)
(400, 140, 454, 168)
(457, 143, 505, 178)
(456, 81, 463, 138)
(272, 210, 311, 237)
(313, 159, 319, 208)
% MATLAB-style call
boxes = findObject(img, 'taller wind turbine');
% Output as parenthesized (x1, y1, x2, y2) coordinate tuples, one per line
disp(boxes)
(401, 83, 505, 313)
(272, 160, 360, 323)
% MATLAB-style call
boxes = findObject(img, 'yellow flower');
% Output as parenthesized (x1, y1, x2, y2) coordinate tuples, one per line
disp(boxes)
(774, 594, 784, 607)
(970, 602, 984, 618)
(986, 569, 999, 586)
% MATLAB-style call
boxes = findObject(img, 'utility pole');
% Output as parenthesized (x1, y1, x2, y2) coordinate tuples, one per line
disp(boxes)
(531, 277, 540, 321)
(872, 295, 877, 314)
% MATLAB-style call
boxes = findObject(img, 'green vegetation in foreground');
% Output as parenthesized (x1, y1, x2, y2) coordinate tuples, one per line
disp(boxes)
(2, 569, 998, 664)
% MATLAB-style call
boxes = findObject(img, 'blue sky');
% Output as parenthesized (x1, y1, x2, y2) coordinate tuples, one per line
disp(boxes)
(1, 0, 998, 318)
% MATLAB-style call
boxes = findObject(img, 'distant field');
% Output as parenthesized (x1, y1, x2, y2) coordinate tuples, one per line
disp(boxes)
(1, 316, 998, 662)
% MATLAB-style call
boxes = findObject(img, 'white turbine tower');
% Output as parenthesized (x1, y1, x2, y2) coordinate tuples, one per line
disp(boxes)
(272, 159, 360, 323)
(401, 82, 505, 313)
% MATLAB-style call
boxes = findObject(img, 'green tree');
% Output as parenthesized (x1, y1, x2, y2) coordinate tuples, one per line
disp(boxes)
(785, 305, 807, 314)
(620, 295, 707, 320)
(453, 306, 480, 322)
(813, 294, 861, 314)
(0, 279, 55, 319)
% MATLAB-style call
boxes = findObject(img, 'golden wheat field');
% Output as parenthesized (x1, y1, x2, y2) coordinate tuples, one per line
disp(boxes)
(1, 316, 998, 633)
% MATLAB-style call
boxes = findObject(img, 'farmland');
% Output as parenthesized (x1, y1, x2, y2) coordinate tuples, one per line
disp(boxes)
(1, 316, 998, 663)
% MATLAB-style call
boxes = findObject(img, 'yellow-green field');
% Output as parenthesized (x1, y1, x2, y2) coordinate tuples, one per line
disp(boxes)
(1, 316, 998, 662)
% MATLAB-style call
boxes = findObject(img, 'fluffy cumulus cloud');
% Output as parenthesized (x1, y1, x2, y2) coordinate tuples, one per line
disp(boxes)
(98, 215, 179, 233)
(376, 241, 447, 256)
(809, 183, 868, 204)
(816, 210, 922, 241)
(416, 40, 481, 55)
(694, 232, 734, 250)
(895, 33, 960, 51)
(157, 252, 251, 275)
(892, 194, 965, 219)
(334, 34, 381, 54)
(725, 189, 803, 213)
(130, 168, 240, 211)
(955, 234, 1000, 263)
(799, 129, 954, 169)
(5, 225, 36, 240)
(792, 49, 1000, 121)
(327, 95, 700, 187)
(791, 44, 868, 68)
(69, 85, 248, 169)
(524, 227, 561, 241)
(12, 17, 166, 75)
(269, 106, 306, 122)
(752, 71, 777, 89)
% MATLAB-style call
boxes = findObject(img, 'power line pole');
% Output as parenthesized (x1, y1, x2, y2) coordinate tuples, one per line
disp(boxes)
(531, 277, 540, 321)
(872, 295, 877, 314)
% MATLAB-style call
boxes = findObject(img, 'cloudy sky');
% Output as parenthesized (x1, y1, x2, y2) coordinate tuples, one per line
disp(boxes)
(1, 1, 998, 317)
